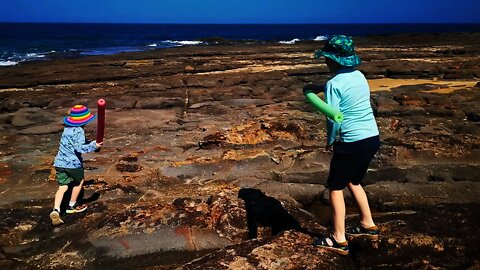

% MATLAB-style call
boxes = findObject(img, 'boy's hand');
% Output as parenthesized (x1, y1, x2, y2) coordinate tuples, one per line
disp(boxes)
(324, 144, 334, 154)
(96, 141, 103, 149)
(303, 84, 324, 95)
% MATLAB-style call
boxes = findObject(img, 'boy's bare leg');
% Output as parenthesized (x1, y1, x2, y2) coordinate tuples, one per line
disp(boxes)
(54, 185, 69, 211)
(330, 189, 347, 243)
(51, 185, 68, 225)
(69, 179, 84, 204)
(347, 183, 375, 228)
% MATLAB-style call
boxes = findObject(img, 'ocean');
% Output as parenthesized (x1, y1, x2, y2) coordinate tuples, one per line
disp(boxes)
(1, 23, 479, 66)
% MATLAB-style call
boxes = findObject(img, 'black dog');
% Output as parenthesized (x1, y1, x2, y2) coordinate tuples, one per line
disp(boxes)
(238, 188, 304, 239)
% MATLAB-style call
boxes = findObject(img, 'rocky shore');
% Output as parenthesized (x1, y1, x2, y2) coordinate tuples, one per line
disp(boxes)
(1, 32, 479, 269)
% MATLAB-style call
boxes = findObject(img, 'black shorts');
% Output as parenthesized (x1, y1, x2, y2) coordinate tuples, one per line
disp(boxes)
(327, 135, 380, 190)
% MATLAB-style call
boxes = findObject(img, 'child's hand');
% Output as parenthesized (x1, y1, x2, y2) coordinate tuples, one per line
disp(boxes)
(96, 141, 103, 149)
(324, 144, 333, 154)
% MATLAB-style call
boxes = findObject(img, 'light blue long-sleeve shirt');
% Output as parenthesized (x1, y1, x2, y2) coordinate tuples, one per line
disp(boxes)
(324, 68, 379, 145)
(54, 127, 97, 169)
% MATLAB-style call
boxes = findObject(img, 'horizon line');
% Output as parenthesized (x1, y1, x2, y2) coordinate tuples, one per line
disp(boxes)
(1, 21, 479, 25)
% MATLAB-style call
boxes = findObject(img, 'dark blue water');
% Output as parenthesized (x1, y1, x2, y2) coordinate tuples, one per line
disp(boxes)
(1, 23, 479, 66)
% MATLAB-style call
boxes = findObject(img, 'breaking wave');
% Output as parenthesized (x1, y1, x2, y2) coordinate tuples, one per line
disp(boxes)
(0, 60, 18, 66)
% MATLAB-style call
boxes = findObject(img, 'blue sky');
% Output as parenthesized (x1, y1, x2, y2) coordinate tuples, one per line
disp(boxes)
(2, 0, 479, 24)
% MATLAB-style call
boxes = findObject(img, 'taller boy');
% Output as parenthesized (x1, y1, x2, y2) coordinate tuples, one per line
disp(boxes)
(309, 35, 380, 255)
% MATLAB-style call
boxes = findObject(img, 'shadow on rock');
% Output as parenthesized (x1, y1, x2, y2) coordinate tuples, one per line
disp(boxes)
(238, 188, 320, 239)
(59, 185, 101, 214)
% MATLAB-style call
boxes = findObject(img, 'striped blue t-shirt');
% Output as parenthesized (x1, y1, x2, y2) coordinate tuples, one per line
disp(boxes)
(324, 68, 379, 145)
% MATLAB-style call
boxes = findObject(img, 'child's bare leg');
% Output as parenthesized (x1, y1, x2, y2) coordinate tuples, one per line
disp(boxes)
(54, 185, 69, 211)
(330, 189, 347, 242)
(70, 179, 84, 205)
(347, 182, 375, 228)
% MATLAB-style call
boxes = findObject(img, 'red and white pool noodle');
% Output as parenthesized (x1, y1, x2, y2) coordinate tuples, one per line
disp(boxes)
(96, 99, 106, 144)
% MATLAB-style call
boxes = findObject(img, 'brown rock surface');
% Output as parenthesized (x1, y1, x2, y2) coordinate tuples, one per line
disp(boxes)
(0, 32, 479, 269)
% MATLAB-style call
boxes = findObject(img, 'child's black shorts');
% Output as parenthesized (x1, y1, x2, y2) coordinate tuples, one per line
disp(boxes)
(327, 135, 380, 190)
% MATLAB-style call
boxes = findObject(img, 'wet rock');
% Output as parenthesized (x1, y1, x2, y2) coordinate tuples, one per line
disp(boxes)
(254, 181, 326, 205)
(105, 96, 137, 109)
(109, 109, 179, 129)
(421, 93, 455, 108)
(0, 113, 11, 125)
(47, 97, 91, 109)
(182, 230, 353, 269)
(134, 97, 184, 109)
(186, 76, 219, 88)
(160, 162, 228, 181)
(444, 70, 474, 79)
(365, 166, 429, 185)
(135, 83, 169, 90)
(270, 170, 329, 185)
(371, 94, 398, 108)
(124, 59, 155, 67)
(221, 98, 273, 107)
(385, 68, 422, 79)
(10, 108, 59, 127)
(189, 102, 232, 116)
(365, 181, 480, 208)
(380, 105, 427, 117)
(391, 83, 449, 92)
(17, 122, 64, 135)
(0, 99, 26, 112)
(232, 177, 266, 188)
(0, 138, 8, 145)
(366, 203, 480, 269)
(0, 259, 14, 270)
(424, 107, 464, 118)
(89, 225, 231, 258)
(393, 92, 427, 106)
(109, 61, 126, 67)
(465, 110, 480, 122)
(372, 95, 403, 117)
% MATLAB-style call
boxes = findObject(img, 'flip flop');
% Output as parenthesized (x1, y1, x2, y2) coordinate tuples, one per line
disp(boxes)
(313, 235, 349, 255)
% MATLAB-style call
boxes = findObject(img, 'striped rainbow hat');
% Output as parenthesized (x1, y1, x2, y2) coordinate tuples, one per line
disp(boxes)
(63, 105, 96, 127)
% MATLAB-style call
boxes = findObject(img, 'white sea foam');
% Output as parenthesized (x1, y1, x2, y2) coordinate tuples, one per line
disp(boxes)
(2, 52, 48, 66)
(279, 38, 300, 44)
(0, 61, 18, 66)
(314, 35, 328, 41)
(165, 40, 203, 46)
(147, 43, 158, 47)
(26, 53, 45, 58)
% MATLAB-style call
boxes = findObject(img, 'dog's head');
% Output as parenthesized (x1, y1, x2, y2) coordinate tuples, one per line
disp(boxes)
(238, 188, 266, 202)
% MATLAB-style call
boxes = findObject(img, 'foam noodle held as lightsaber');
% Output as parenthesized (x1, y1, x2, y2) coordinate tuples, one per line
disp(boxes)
(96, 99, 106, 143)
(304, 90, 344, 123)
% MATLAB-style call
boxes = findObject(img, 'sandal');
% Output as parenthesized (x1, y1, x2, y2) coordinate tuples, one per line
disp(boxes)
(346, 224, 379, 240)
(50, 209, 64, 226)
(313, 235, 349, 255)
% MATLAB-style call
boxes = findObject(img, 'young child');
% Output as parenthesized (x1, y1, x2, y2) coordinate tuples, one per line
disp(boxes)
(308, 35, 380, 255)
(50, 104, 102, 226)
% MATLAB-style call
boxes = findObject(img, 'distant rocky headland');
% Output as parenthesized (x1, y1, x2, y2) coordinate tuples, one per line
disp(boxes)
(0, 32, 479, 269)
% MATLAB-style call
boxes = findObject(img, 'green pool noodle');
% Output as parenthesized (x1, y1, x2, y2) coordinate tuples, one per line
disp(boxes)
(304, 90, 344, 123)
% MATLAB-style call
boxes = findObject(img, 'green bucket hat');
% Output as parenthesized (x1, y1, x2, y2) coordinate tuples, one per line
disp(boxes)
(314, 35, 361, 67)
